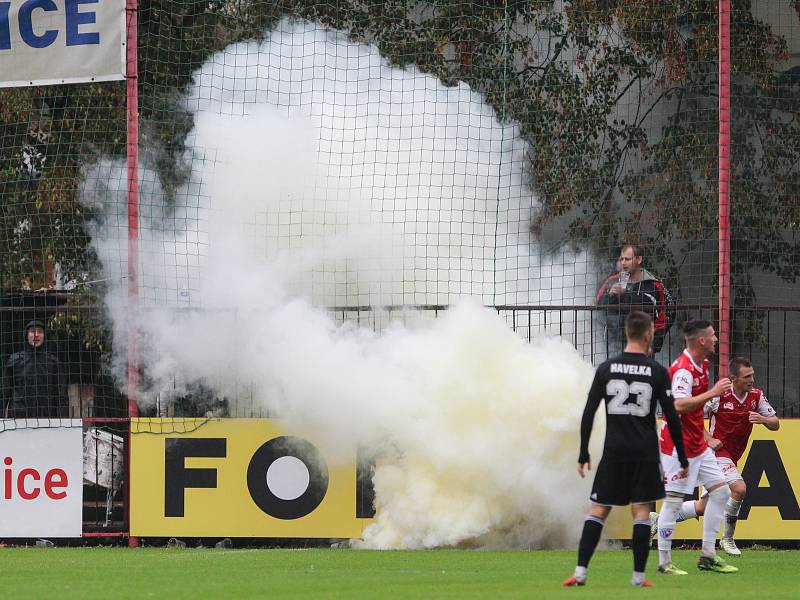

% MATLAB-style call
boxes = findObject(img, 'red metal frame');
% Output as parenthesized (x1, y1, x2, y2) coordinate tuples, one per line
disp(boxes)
(126, 0, 140, 547)
(718, 0, 731, 375)
(110, 0, 736, 545)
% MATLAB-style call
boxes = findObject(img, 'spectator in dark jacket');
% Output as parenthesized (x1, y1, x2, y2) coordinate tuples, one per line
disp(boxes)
(2, 319, 68, 418)
(596, 245, 675, 355)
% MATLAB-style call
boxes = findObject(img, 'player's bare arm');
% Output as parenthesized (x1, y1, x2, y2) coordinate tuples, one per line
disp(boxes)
(748, 411, 779, 431)
(673, 377, 731, 413)
(703, 428, 723, 450)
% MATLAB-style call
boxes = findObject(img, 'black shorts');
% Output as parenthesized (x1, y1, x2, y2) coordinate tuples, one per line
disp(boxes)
(589, 459, 665, 506)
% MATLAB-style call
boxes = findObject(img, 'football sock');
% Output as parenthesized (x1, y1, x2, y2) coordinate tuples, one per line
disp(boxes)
(632, 519, 651, 574)
(723, 497, 742, 538)
(657, 497, 682, 565)
(702, 485, 731, 556)
(632, 571, 646, 586)
(676, 500, 697, 522)
(576, 516, 604, 570)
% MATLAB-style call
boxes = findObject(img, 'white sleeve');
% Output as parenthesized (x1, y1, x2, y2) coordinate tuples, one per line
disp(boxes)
(757, 392, 777, 417)
(704, 397, 720, 417)
(671, 368, 694, 399)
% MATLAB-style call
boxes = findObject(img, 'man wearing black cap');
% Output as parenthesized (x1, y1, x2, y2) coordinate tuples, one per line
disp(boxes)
(2, 320, 68, 418)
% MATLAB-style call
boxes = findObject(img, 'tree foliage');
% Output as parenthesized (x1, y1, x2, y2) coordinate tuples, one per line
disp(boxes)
(286, 0, 800, 308)
(1, 0, 799, 314)
(0, 84, 124, 290)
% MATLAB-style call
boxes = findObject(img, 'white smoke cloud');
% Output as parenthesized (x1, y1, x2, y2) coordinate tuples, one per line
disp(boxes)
(80, 18, 601, 548)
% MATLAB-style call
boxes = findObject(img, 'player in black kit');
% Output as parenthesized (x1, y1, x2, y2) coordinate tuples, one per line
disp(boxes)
(564, 311, 688, 588)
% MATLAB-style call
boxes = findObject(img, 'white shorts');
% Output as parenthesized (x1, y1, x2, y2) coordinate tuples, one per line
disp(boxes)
(661, 447, 727, 495)
(699, 457, 742, 497)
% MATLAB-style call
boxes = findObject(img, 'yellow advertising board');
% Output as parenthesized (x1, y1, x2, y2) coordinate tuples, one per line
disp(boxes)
(130, 418, 372, 538)
(607, 420, 800, 540)
(132, 418, 800, 540)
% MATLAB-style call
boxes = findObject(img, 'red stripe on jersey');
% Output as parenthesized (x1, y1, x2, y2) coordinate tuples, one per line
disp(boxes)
(653, 281, 667, 331)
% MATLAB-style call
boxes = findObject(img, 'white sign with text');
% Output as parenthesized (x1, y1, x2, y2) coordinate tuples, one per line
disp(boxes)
(0, 420, 83, 537)
(0, 0, 125, 88)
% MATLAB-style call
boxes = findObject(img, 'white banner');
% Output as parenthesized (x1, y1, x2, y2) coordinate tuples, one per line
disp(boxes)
(0, 420, 83, 537)
(0, 0, 125, 88)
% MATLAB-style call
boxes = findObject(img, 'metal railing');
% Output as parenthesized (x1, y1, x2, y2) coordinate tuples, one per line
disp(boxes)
(332, 304, 800, 417)
(1, 301, 797, 417)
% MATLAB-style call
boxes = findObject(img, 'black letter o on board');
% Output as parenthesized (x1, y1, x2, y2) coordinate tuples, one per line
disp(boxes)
(247, 436, 329, 520)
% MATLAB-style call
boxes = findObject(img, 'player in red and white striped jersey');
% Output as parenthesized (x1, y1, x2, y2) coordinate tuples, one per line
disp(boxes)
(660, 357, 779, 556)
(654, 320, 738, 575)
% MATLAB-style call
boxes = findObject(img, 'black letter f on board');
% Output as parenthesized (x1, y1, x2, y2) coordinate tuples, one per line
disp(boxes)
(164, 438, 227, 517)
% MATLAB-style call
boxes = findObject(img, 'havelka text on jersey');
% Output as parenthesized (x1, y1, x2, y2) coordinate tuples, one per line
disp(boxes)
(609, 363, 652, 376)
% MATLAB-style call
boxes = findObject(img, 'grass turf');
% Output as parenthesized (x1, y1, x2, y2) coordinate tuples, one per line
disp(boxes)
(0, 546, 797, 599)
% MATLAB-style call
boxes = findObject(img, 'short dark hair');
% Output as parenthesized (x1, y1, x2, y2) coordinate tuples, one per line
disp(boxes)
(625, 311, 653, 341)
(729, 357, 752, 376)
(683, 319, 713, 339)
(620, 244, 644, 259)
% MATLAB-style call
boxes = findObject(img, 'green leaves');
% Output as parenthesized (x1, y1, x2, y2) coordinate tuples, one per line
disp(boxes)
(1, 0, 797, 313)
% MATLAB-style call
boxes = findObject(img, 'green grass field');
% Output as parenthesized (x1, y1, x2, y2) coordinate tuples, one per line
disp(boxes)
(1, 546, 797, 598)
